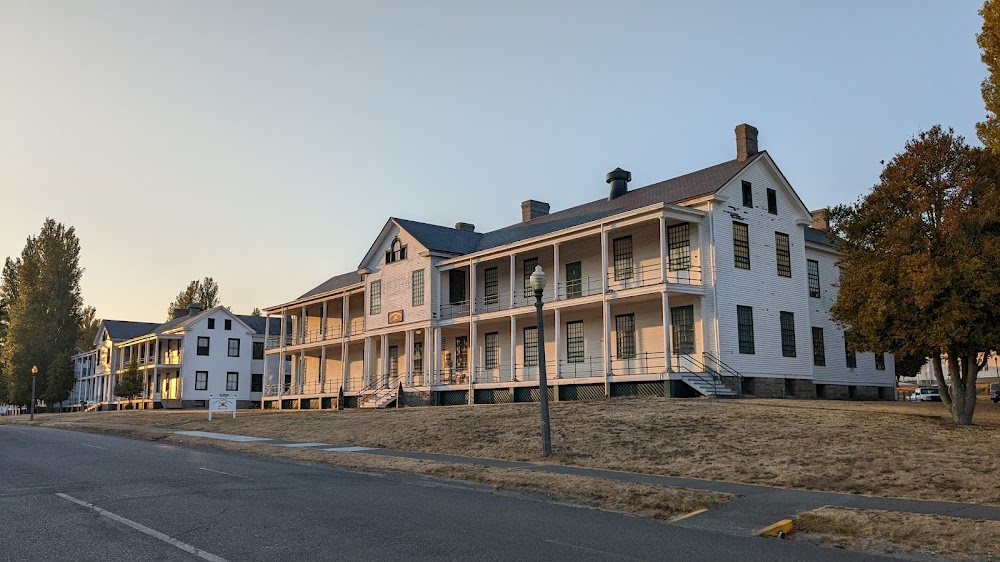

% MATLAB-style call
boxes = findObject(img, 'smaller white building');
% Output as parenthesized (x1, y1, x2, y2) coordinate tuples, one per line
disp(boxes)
(71, 304, 280, 409)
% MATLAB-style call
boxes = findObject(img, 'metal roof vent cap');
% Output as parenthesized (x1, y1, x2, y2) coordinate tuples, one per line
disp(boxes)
(607, 167, 631, 200)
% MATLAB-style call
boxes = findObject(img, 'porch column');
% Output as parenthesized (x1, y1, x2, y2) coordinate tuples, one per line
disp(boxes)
(343, 294, 350, 337)
(300, 306, 307, 344)
(363, 337, 372, 387)
(430, 327, 439, 385)
(553, 243, 560, 301)
(601, 227, 609, 293)
(603, 301, 612, 377)
(659, 216, 668, 284)
(406, 329, 415, 386)
(469, 259, 477, 314)
(509, 255, 516, 306)
(278, 308, 287, 398)
(662, 292, 672, 372)
(381, 333, 389, 385)
(423, 328, 430, 384)
(320, 345, 327, 393)
(262, 314, 271, 402)
(554, 308, 561, 378)
(321, 301, 328, 340)
(509, 315, 517, 382)
(470, 321, 478, 401)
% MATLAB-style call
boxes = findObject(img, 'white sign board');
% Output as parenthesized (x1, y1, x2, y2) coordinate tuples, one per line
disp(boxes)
(208, 394, 236, 420)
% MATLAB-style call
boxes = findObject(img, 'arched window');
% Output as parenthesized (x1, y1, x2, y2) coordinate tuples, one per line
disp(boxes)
(385, 238, 407, 263)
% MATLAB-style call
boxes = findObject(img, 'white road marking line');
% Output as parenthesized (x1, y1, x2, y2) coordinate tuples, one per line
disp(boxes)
(174, 431, 270, 442)
(55, 492, 229, 562)
(279, 442, 330, 448)
(197, 467, 253, 480)
(80, 444, 108, 450)
(320, 446, 376, 452)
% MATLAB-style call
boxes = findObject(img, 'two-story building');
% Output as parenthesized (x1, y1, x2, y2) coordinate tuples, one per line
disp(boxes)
(72, 304, 281, 409)
(260, 124, 895, 410)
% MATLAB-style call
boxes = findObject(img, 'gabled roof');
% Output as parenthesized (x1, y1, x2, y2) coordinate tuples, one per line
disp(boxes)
(804, 226, 839, 249)
(472, 155, 758, 252)
(238, 315, 282, 336)
(298, 271, 363, 300)
(99, 320, 160, 343)
(393, 218, 483, 255)
(153, 305, 255, 336)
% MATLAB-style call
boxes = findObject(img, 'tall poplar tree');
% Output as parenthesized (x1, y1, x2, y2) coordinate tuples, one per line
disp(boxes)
(166, 277, 220, 320)
(978, 0, 1000, 151)
(0, 257, 21, 403)
(1, 220, 84, 407)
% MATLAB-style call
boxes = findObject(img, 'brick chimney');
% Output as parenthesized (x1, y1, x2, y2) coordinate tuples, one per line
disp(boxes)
(521, 200, 550, 222)
(810, 209, 828, 231)
(606, 167, 631, 200)
(187, 302, 203, 317)
(454, 222, 476, 232)
(736, 124, 758, 162)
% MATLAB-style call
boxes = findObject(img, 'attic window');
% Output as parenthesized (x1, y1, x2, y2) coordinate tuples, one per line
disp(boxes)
(385, 238, 407, 263)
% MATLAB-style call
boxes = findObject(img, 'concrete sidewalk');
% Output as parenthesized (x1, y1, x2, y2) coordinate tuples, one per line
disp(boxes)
(64, 421, 1000, 536)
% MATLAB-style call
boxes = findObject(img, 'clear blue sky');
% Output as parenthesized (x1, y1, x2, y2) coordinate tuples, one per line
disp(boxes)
(0, 0, 986, 322)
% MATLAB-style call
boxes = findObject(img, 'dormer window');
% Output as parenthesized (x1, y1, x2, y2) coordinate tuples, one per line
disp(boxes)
(385, 238, 407, 263)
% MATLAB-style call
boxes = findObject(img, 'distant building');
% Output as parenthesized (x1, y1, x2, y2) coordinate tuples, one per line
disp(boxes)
(256, 124, 895, 409)
(71, 304, 280, 409)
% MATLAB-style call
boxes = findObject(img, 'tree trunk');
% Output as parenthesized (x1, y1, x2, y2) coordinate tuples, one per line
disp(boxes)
(944, 351, 978, 426)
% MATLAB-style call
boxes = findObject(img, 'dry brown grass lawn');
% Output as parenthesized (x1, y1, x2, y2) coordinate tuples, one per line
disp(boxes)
(795, 506, 1000, 560)
(10, 398, 1000, 504)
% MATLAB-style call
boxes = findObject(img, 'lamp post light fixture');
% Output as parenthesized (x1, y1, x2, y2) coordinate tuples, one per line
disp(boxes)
(529, 265, 553, 458)
(30, 365, 38, 421)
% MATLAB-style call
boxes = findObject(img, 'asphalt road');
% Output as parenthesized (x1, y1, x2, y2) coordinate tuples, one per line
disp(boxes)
(0, 425, 891, 561)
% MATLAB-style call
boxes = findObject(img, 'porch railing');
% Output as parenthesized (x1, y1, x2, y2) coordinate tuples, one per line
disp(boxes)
(607, 263, 702, 292)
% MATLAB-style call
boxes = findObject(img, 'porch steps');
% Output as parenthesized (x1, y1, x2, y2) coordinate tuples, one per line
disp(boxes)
(84, 402, 101, 413)
(680, 374, 738, 398)
(359, 390, 398, 409)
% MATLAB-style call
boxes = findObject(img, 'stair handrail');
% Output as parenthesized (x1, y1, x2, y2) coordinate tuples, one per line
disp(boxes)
(673, 353, 721, 395)
(702, 352, 744, 396)
(359, 374, 400, 406)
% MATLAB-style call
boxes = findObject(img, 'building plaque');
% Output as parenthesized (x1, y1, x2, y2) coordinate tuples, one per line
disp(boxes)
(388, 310, 404, 324)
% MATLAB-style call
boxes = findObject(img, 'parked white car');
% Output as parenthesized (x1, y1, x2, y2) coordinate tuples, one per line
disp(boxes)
(908, 386, 942, 402)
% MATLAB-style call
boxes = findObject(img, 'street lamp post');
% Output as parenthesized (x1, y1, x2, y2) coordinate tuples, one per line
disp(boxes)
(529, 265, 553, 458)
(30, 365, 38, 421)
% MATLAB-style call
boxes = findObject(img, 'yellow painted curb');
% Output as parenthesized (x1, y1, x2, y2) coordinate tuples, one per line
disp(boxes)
(756, 519, 794, 537)
(668, 508, 708, 523)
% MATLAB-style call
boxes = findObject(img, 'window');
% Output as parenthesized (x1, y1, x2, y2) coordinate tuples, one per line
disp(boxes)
(733, 222, 750, 269)
(412, 269, 425, 307)
(566, 321, 584, 363)
(671, 305, 695, 355)
(228, 338, 240, 357)
(775, 232, 791, 277)
(667, 224, 691, 270)
(385, 238, 407, 263)
(615, 314, 636, 359)
(812, 327, 826, 366)
(807, 260, 821, 298)
(370, 280, 381, 315)
(455, 336, 468, 371)
(195, 371, 208, 390)
(484, 267, 499, 305)
(197, 337, 210, 356)
(845, 333, 857, 368)
(522, 258, 538, 296)
(875, 352, 886, 371)
(251, 373, 263, 392)
(449, 270, 466, 304)
(485, 332, 499, 369)
(226, 372, 239, 391)
(252, 342, 264, 360)
(737, 305, 755, 354)
(207, 318, 215, 330)
(741, 180, 753, 208)
(780, 311, 796, 357)
(565, 262, 582, 298)
(224, 319, 232, 330)
(767, 188, 777, 214)
(612, 236, 633, 281)
(388, 346, 398, 377)
(523, 327, 538, 367)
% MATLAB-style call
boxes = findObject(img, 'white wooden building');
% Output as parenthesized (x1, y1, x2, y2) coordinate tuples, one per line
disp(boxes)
(71, 304, 281, 409)
(261, 124, 895, 409)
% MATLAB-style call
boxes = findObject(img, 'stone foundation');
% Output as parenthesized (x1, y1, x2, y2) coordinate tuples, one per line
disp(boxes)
(402, 390, 434, 407)
(849, 385, 880, 400)
(816, 384, 849, 400)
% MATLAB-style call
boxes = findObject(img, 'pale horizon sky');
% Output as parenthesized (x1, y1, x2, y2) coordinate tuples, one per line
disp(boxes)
(0, 0, 987, 322)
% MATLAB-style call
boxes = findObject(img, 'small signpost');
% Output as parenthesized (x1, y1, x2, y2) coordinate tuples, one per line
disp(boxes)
(208, 394, 236, 420)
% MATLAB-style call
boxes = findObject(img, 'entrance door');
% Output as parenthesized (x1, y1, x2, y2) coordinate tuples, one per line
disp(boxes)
(565, 261, 582, 298)
(388, 345, 398, 385)
(670, 305, 695, 356)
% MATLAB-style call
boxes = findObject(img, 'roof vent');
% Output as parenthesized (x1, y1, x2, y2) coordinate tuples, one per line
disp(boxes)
(736, 123, 758, 162)
(607, 168, 631, 200)
(521, 200, 550, 222)
(455, 222, 476, 232)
